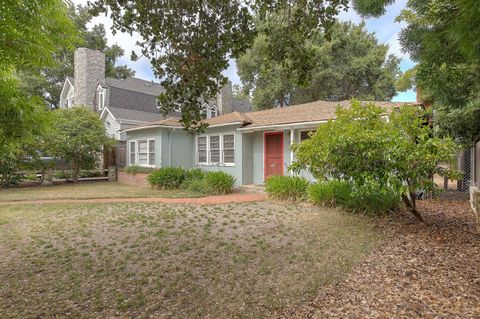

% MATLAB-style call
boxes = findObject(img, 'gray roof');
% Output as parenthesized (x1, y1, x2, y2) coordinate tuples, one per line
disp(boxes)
(108, 107, 164, 123)
(105, 77, 164, 96)
(232, 97, 252, 113)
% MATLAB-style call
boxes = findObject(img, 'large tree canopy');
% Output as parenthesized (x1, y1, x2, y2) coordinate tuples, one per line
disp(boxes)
(89, 0, 368, 130)
(19, 3, 135, 108)
(0, 0, 77, 156)
(237, 21, 400, 110)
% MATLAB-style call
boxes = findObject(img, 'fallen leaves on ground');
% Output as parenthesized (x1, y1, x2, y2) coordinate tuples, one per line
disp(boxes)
(284, 200, 480, 319)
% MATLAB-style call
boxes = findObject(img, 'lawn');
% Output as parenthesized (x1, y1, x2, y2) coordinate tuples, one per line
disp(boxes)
(0, 182, 203, 202)
(0, 202, 380, 318)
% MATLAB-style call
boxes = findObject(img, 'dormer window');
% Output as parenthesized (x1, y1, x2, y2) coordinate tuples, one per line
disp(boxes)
(210, 107, 218, 118)
(201, 107, 208, 119)
(156, 98, 161, 109)
(173, 103, 181, 112)
(97, 87, 106, 110)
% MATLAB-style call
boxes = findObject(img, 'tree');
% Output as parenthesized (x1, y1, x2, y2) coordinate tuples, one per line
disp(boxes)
(291, 101, 460, 221)
(237, 21, 400, 110)
(0, 0, 77, 162)
(19, 3, 135, 108)
(50, 107, 114, 183)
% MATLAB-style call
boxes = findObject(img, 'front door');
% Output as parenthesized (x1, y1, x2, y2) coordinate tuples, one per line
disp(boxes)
(264, 132, 284, 181)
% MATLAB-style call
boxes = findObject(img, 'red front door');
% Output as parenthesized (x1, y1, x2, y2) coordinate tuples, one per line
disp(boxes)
(264, 132, 284, 181)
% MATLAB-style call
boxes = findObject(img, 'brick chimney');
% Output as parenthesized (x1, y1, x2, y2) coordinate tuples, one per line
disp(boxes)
(74, 48, 105, 109)
(217, 81, 233, 115)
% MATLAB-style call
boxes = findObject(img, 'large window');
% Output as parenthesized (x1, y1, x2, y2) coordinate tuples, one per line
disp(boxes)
(129, 139, 155, 167)
(197, 134, 235, 166)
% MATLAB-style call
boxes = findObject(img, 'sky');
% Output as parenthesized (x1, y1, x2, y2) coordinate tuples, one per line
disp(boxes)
(72, 0, 416, 102)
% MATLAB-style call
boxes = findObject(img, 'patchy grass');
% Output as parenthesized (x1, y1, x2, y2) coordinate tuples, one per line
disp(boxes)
(0, 182, 204, 202)
(0, 202, 381, 318)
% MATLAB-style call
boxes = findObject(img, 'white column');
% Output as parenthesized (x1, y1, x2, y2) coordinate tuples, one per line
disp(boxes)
(290, 128, 295, 166)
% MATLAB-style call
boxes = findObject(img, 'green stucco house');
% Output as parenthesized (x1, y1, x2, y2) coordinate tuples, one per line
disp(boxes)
(124, 100, 413, 186)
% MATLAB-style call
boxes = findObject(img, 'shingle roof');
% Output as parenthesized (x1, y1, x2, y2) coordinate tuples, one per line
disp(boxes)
(124, 100, 420, 132)
(105, 77, 165, 96)
(108, 107, 164, 123)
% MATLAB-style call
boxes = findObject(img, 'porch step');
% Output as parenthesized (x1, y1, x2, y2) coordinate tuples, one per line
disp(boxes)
(239, 184, 266, 193)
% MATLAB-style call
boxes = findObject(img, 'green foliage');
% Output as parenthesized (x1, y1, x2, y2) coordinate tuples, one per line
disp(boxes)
(49, 107, 114, 183)
(395, 0, 480, 144)
(203, 171, 236, 195)
(308, 180, 400, 215)
(124, 165, 155, 175)
(237, 20, 400, 110)
(292, 100, 460, 219)
(148, 167, 235, 194)
(265, 175, 309, 201)
(307, 180, 352, 207)
(147, 167, 188, 189)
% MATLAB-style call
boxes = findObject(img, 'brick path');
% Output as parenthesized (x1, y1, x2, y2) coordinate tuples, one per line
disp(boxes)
(0, 192, 266, 206)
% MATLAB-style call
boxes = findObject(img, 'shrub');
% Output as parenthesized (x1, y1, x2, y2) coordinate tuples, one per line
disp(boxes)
(265, 175, 309, 201)
(308, 179, 400, 215)
(203, 171, 236, 195)
(182, 178, 207, 193)
(308, 180, 352, 207)
(185, 168, 205, 181)
(147, 167, 188, 189)
(79, 170, 103, 178)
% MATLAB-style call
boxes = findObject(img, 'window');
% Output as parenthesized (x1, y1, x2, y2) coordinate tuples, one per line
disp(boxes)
(98, 87, 105, 110)
(173, 103, 181, 112)
(138, 140, 148, 165)
(300, 130, 315, 142)
(223, 134, 235, 164)
(210, 107, 218, 118)
(129, 141, 136, 165)
(201, 107, 208, 119)
(197, 136, 207, 164)
(156, 98, 161, 109)
(148, 140, 155, 166)
(209, 135, 220, 163)
(67, 98, 74, 108)
(196, 134, 235, 166)
(129, 139, 155, 167)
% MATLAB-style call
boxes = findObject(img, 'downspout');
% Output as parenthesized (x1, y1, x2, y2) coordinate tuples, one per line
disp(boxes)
(168, 128, 176, 166)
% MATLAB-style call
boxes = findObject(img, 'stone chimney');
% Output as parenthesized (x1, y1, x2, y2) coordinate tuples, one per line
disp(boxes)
(74, 48, 105, 109)
(217, 81, 233, 115)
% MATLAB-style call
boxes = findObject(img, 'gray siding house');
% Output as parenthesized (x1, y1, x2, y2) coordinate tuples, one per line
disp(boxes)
(59, 48, 252, 140)
(124, 100, 417, 186)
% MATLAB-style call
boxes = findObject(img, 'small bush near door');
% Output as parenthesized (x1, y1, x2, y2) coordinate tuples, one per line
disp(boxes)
(265, 175, 309, 201)
(307, 180, 352, 207)
(203, 171, 236, 195)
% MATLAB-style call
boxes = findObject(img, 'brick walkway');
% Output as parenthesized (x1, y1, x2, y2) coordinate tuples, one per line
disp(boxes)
(0, 192, 266, 206)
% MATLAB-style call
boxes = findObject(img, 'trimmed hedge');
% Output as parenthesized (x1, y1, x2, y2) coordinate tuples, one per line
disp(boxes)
(265, 175, 309, 201)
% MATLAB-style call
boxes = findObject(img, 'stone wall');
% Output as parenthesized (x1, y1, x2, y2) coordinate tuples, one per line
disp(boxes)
(117, 171, 150, 188)
(217, 81, 233, 115)
(74, 48, 105, 109)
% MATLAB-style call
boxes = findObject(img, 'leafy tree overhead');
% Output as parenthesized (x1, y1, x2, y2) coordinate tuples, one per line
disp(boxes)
(50, 107, 114, 183)
(0, 0, 77, 163)
(20, 3, 135, 108)
(291, 101, 460, 221)
(237, 21, 400, 110)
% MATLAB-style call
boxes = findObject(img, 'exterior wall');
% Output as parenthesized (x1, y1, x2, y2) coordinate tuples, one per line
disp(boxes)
(161, 129, 194, 168)
(118, 171, 150, 188)
(104, 111, 121, 140)
(74, 48, 105, 109)
(193, 125, 244, 186)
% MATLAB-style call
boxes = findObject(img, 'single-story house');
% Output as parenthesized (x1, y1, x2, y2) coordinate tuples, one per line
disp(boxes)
(124, 100, 418, 186)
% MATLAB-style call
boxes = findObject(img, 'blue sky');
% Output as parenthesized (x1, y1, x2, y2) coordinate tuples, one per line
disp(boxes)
(76, 0, 416, 102)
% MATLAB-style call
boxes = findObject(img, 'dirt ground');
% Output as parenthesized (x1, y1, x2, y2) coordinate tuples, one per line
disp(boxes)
(284, 200, 480, 319)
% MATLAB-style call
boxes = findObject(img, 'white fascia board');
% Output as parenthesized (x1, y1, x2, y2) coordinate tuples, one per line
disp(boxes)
(100, 107, 116, 121)
(238, 120, 328, 132)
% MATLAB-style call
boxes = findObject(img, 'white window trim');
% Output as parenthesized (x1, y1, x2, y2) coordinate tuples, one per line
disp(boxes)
(195, 133, 235, 167)
(156, 98, 161, 109)
(98, 87, 106, 110)
(129, 140, 136, 166)
(129, 138, 156, 167)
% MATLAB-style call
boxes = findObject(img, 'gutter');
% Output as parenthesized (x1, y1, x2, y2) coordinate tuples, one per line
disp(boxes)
(238, 120, 328, 132)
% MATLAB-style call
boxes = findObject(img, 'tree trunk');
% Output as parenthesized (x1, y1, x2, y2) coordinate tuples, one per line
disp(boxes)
(401, 192, 425, 222)
(73, 162, 80, 184)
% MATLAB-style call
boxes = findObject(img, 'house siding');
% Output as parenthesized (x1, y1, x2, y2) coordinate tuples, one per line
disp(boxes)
(104, 111, 121, 140)
(127, 128, 163, 167)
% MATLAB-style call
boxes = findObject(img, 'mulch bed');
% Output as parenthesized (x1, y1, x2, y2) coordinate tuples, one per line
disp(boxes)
(283, 200, 480, 319)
